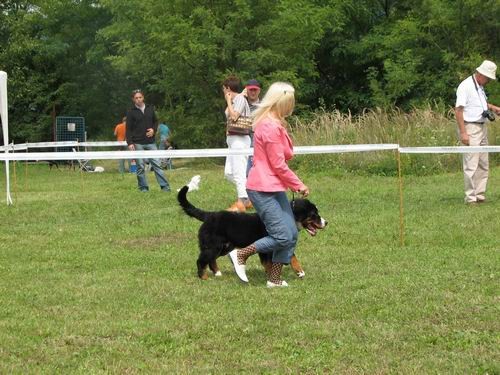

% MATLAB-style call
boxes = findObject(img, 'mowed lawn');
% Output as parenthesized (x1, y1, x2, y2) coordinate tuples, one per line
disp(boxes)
(0, 161, 498, 373)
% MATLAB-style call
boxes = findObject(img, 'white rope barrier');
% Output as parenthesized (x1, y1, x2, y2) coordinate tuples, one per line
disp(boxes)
(295, 144, 399, 154)
(0, 149, 243, 161)
(0, 144, 402, 161)
(3, 144, 29, 151)
(3, 141, 500, 157)
(399, 145, 500, 153)
(80, 141, 128, 147)
(0, 140, 127, 151)
(2, 143, 500, 161)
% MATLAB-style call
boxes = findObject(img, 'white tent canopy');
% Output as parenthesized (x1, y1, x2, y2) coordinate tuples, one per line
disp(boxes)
(0, 71, 13, 205)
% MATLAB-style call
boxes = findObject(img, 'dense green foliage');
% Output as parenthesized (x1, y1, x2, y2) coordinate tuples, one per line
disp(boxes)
(1, 0, 499, 146)
(0, 165, 498, 372)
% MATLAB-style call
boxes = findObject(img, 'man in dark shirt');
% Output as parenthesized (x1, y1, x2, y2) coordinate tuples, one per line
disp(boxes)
(126, 89, 170, 192)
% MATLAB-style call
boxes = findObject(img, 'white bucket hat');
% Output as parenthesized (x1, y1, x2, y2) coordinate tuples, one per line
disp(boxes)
(476, 60, 497, 80)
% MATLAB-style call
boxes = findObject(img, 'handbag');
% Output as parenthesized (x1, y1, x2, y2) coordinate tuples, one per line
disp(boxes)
(226, 116, 253, 135)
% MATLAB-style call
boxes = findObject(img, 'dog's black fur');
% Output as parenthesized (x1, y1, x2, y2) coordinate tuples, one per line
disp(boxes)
(177, 185, 327, 279)
(48, 160, 60, 170)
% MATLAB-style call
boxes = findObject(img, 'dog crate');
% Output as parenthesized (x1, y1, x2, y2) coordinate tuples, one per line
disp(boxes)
(55, 116, 86, 152)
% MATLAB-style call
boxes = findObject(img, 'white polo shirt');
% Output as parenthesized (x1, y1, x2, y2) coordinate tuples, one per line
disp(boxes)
(455, 75, 488, 123)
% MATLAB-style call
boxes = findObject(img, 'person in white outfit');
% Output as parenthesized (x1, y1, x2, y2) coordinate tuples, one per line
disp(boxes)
(222, 75, 253, 212)
(455, 60, 500, 204)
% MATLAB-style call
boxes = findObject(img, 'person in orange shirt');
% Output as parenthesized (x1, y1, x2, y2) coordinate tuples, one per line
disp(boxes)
(114, 116, 131, 173)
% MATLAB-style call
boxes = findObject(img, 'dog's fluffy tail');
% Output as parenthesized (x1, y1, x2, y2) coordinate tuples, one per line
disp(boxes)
(177, 176, 208, 222)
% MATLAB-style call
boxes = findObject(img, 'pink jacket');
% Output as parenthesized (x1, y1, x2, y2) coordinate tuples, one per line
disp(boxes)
(246, 117, 304, 192)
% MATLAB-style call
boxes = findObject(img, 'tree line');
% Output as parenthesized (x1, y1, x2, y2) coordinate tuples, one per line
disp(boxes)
(1, 0, 498, 147)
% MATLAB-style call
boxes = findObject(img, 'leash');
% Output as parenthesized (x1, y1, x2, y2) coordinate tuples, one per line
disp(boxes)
(291, 191, 296, 209)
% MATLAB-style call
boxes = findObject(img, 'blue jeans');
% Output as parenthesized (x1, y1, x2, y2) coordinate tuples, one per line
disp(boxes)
(247, 190, 297, 264)
(117, 146, 131, 174)
(134, 143, 170, 191)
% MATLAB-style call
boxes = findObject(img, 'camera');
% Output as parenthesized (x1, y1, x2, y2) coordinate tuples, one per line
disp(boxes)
(482, 110, 495, 121)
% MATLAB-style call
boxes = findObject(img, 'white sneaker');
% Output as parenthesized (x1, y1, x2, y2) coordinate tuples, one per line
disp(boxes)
(228, 250, 248, 283)
(266, 280, 289, 288)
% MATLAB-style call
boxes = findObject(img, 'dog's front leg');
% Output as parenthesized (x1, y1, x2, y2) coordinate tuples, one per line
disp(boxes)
(197, 258, 210, 280)
(209, 260, 222, 277)
(290, 255, 305, 278)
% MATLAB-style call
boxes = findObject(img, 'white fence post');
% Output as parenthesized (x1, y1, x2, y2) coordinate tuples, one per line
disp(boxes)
(0, 71, 13, 205)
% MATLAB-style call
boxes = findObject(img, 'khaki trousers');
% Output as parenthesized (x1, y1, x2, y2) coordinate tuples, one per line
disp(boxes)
(462, 123, 489, 203)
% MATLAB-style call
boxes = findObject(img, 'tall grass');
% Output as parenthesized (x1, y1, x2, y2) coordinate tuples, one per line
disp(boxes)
(290, 107, 499, 175)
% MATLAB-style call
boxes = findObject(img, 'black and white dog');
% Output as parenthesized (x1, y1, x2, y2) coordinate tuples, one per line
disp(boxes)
(177, 176, 327, 280)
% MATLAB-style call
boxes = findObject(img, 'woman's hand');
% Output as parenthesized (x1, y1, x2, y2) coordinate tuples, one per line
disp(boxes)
(298, 185, 310, 197)
(223, 86, 232, 102)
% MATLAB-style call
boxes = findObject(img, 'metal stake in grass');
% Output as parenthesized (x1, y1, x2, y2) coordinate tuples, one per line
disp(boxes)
(24, 144, 28, 192)
(13, 159, 17, 201)
(396, 149, 405, 247)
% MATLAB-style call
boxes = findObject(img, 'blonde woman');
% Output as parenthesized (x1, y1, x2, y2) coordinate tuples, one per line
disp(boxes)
(228, 82, 309, 287)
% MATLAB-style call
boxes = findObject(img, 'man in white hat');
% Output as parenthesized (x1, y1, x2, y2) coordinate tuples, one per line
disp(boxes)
(455, 60, 500, 204)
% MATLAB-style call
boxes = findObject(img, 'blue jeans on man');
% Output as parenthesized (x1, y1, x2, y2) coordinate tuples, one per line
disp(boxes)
(118, 146, 131, 174)
(247, 190, 297, 264)
(134, 143, 170, 192)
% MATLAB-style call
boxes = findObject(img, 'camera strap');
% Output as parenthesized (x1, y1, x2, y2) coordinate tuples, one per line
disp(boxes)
(471, 75, 488, 111)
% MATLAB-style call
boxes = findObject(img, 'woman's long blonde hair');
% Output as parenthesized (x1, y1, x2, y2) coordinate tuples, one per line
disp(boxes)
(253, 82, 295, 129)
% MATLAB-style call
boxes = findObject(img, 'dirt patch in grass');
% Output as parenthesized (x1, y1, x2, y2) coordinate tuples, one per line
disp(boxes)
(118, 232, 193, 250)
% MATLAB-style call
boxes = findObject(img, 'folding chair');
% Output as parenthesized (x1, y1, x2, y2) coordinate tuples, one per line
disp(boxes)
(164, 145, 174, 170)
(72, 148, 95, 172)
(160, 145, 174, 170)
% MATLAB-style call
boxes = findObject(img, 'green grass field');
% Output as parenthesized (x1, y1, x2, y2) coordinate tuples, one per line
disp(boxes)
(0, 160, 499, 373)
